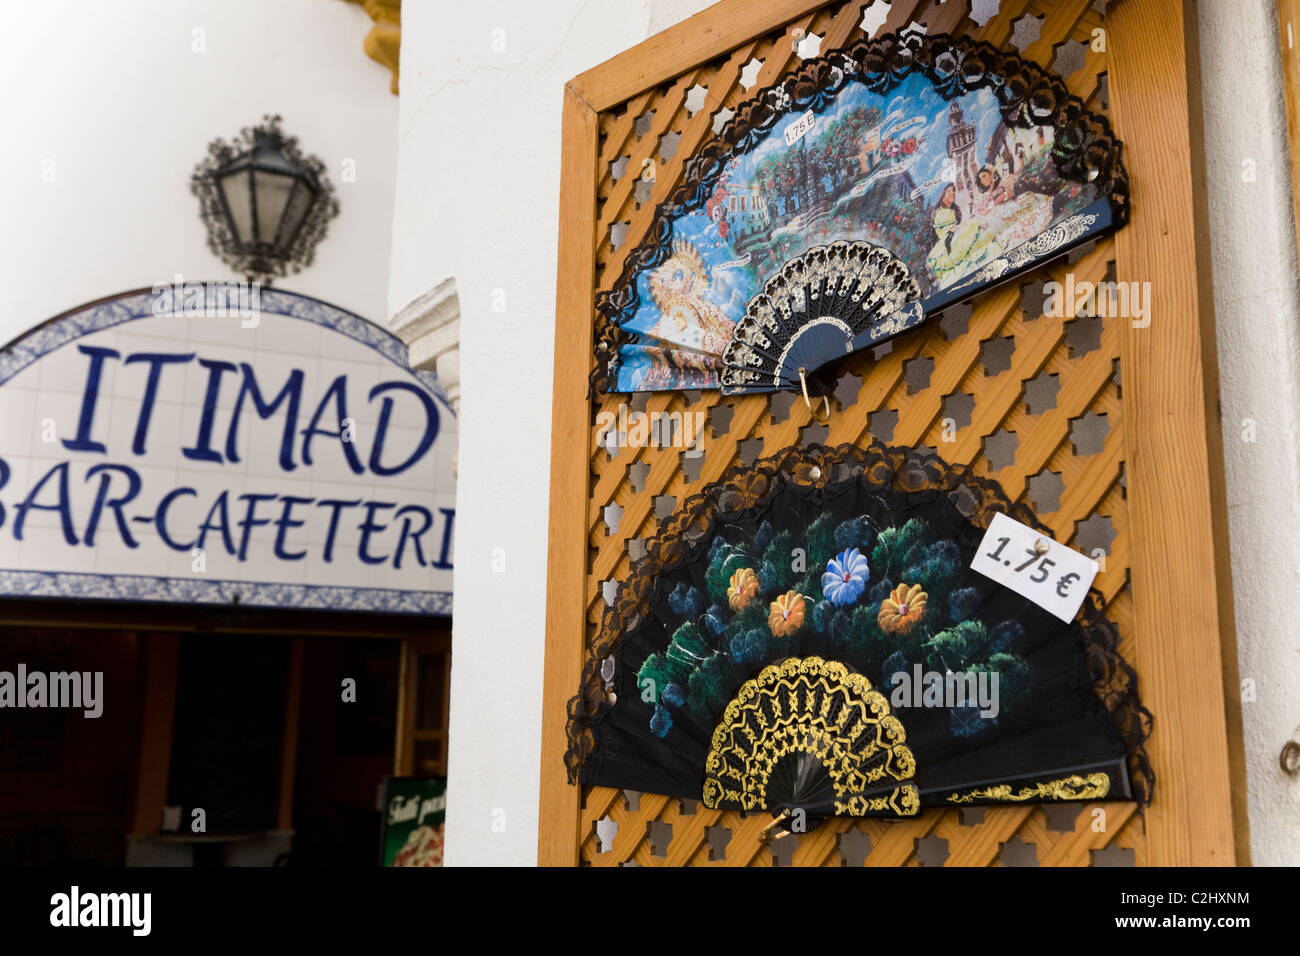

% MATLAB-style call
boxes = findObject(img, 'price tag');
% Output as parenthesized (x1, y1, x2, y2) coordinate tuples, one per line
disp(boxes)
(969, 512, 1099, 623)
(784, 109, 816, 146)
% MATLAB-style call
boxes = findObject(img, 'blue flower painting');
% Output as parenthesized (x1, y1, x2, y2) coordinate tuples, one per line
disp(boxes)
(822, 547, 870, 606)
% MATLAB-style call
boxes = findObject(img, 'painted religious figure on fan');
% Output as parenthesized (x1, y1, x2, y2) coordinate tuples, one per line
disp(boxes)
(644, 239, 735, 353)
(613, 71, 1107, 390)
(615, 238, 732, 391)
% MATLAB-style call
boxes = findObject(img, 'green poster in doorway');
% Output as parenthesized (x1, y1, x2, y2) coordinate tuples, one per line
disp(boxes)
(381, 776, 446, 867)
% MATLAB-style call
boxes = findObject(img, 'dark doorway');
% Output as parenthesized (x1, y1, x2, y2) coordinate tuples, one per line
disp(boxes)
(0, 610, 433, 868)
(0, 628, 141, 866)
(166, 634, 291, 836)
(288, 637, 401, 867)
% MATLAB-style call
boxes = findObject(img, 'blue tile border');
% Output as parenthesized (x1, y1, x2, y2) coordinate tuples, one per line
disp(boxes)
(0, 285, 458, 415)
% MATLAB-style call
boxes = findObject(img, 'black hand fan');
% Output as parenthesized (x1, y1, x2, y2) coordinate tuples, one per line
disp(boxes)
(566, 443, 1152, 819)
(593, 29, 1130, 396)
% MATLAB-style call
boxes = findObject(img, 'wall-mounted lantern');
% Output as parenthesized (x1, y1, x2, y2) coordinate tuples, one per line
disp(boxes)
(191, 114, 339, 283)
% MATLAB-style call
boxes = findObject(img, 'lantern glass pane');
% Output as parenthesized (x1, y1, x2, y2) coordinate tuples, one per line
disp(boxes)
(277, 179, 316, 252)
(218, 169, 254, 245)
(252, 169, 294, 246)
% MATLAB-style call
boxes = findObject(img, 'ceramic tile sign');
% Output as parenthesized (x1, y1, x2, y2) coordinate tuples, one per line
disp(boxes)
(0, 285, 457, 614)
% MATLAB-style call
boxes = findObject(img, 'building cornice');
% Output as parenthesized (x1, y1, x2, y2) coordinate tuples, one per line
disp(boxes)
(346, 0, 401, 95)
(391, 277, 461, 411)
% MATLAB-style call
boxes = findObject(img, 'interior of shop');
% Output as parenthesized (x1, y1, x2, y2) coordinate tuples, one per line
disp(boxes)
(0, 610, 448, 867)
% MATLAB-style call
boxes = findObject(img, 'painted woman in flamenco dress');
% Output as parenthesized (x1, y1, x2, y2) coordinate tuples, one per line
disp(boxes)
(926, 183, 1002, 290)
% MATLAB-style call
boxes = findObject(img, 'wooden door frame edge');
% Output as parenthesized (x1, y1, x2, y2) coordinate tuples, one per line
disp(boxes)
(1109, 0, 1244, 865)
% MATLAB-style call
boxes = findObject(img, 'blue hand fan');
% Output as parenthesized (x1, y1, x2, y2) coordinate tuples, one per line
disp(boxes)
(593, 29, 1129, 397)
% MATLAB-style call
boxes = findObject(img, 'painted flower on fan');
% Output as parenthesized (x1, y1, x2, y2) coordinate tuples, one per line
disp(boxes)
(821, 548, 870, 607)
(727, 567, 760, 611)
(768, 591, 806, 637)
(878, 583, 928, 634)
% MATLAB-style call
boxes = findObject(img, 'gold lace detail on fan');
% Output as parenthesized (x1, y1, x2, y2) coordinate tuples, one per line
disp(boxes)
(702, 656, 920, 817)
(945, 772, 1111, 804)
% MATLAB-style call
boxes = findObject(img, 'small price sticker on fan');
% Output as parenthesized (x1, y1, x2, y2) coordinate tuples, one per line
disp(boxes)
(970, 513, 1099, 623)
(784, 109, 816, 146)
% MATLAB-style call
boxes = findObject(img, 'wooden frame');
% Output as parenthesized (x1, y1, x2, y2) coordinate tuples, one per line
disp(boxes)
(275, 637, 306, 830)
(540, 0, 1243, 865)
(394, 629, 453, 777)
(1279, 0, 1300, 277)
(130, 633, 182, 836)
(1107, 0, 1246, 866)
(0, 598, 440, 637)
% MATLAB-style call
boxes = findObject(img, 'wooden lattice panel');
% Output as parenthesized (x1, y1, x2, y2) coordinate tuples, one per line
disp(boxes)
(542, 0, 1239, 867)
(574, 0, 1145, 866)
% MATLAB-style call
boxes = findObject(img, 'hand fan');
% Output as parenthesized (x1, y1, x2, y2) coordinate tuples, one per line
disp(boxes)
(592, 29, 1129, 396)
(718, 240, 923, 394)
(565, 443, 1152, 819)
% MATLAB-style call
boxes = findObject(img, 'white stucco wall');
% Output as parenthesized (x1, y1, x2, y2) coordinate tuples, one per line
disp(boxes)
(391, 0, 1300, 865)
(0, 0, 398, 340)
(389, 0, 715, 866)
(1198, 0, 1300, 866)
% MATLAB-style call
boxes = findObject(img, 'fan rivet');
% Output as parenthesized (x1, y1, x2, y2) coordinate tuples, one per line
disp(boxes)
(606, 690, 618, 706)
(1033, 537, 1050, 555)
(809, 466, 822, 480)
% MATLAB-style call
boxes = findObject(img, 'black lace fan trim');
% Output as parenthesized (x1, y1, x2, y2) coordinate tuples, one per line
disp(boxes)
(590, 29, 1130, 396)
(563, 442, 1154, 805)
